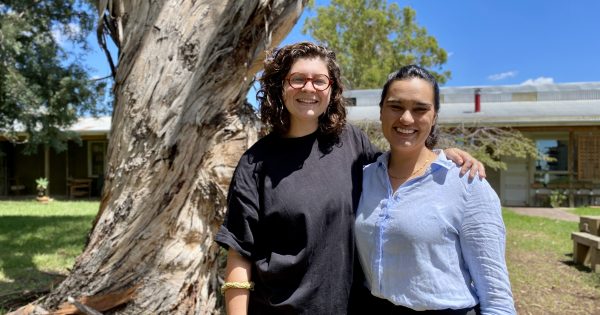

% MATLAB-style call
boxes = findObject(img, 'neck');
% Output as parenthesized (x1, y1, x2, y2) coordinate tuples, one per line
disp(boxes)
(388, 147, 434, 178)
(285, 118, 319, 138)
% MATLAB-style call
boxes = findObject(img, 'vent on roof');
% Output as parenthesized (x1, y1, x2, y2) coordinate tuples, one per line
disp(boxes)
(474, 88, 481, 112)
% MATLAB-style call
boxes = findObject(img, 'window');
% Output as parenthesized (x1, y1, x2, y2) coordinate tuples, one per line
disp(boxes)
(534, 139, 569, 186)
(345, 97, 356, 106)
(536, 139, 568, 172)
(88, 141, 107, 178)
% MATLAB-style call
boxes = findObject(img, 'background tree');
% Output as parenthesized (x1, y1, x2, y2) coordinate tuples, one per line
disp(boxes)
(436, 124, 541, 170)
(9, 1, 306, 314)
(303, 0, 450, 89)
(0, 0, 107, 154)
(358, 121, 541, 170)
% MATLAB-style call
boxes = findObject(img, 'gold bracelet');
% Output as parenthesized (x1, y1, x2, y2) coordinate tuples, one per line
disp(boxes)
(221, 281, 255, 294)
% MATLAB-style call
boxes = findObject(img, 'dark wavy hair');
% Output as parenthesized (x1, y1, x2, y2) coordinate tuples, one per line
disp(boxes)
(379, 65, 440, 149)
(257, 42, 347, 140)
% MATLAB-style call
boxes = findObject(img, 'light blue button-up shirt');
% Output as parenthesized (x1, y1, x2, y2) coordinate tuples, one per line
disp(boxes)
(355, 150, 516, 314)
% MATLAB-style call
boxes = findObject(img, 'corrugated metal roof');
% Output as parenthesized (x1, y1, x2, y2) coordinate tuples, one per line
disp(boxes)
(345, 82, 600, 127)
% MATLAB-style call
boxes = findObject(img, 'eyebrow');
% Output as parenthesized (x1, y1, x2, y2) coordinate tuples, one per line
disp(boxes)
(385, 98, 432, 107)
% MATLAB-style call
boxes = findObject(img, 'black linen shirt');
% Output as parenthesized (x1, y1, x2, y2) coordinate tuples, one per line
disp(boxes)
(216, 124, 379, 314)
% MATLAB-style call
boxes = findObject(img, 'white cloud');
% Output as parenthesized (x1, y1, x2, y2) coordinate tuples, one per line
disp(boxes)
(521, 77, 554, 85)
(488, 70, 518, 81)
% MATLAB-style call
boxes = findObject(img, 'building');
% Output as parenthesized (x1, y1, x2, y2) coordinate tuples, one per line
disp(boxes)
(0, 116, 110, 197)
(3, 82, 599, 205)
(345, 82, 600, 207)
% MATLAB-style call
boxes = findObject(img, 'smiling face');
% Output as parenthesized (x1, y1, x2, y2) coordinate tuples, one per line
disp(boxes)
(282, 57, 332, 135)
(380, 78, 437, 153)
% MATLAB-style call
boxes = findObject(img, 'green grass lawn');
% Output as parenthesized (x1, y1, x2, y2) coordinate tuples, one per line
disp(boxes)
(0, 200, 98, 312)
(1, 202, 599, 313)
(571, 207, 600, 217)
(504, 207, 600, 313)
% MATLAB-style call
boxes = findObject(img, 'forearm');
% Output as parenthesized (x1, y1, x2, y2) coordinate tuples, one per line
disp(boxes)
(224, 249, 252, 315)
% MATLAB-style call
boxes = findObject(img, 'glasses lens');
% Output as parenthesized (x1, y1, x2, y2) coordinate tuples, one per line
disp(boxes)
(287, 73, 331, 90)
(312, 75, 330, 91)
(289, 74, 307, 89)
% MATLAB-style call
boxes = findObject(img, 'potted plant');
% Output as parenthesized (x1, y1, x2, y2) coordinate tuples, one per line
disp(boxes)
(549, 190, 567, 208)
(35, 177, 50, 203)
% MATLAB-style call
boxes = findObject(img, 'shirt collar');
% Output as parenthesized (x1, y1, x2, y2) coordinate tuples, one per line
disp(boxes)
(376, 149, 454, 171)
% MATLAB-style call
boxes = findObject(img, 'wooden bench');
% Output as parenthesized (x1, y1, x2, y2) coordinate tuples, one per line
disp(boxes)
(68, 178, 92, 198)
(580, 216, 600, 235)
(571, 216, 600, 272)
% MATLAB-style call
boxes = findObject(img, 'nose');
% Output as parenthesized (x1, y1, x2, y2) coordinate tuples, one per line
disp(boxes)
(399, 110, 414, 123)
(301, 79, 317, 92)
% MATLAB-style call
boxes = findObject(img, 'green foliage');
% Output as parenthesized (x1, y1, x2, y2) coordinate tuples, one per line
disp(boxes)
(303, 0, 450, 89)
(436, 124, 541, 170)
(0, 1, 108, 154)
(549, 190, 568, 208)
(35, 177, 49, 191)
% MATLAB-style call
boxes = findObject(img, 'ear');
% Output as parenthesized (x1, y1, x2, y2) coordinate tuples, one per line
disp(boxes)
(379, 107, 383, 122)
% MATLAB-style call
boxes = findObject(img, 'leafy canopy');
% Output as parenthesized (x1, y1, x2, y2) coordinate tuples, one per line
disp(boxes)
(303, 0, 450, 89)
(0, 0, 108, 153)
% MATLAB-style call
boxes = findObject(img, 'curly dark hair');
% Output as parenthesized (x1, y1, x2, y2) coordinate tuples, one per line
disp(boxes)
(379, 65, 440, 149)
(257, 42, 347, 140)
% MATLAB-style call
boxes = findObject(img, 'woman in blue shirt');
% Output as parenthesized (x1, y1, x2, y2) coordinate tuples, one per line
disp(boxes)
(354, 65, 516, 314)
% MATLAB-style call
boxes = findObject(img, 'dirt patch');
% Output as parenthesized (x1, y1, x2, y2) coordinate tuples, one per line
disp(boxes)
(508, 246, 600, 314)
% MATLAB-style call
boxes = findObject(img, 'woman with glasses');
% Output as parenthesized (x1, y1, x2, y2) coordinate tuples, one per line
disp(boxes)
(215, 42, 484, 315)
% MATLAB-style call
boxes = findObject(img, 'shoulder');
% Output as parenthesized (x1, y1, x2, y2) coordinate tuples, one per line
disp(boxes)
(444, 163, 495, 195)
(233, 133, 276, 176)
(343, 123, 369, 139)
(431, 155, 497, 203)
(241, 133, 275, 160)
(363, 151, 387, 173)
(341, 123, 380, 158)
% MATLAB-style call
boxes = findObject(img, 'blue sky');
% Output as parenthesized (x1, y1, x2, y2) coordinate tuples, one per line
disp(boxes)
(287, 0, 600, 87)
(83, 0, 600, 90)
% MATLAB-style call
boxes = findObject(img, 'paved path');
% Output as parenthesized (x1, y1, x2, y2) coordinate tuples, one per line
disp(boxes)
(506, 207, 580, 222)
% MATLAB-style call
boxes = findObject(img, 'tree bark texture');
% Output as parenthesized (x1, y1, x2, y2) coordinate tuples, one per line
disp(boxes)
(21, 1, 306, 314)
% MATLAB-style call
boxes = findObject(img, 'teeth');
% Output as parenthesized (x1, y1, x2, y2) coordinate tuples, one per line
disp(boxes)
(394, 127, 415, 134)
(297, 99, 318, 103)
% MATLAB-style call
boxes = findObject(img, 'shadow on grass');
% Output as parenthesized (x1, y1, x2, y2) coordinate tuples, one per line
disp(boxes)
(0, 215, 93, 310)
(560, 252, 598, 273)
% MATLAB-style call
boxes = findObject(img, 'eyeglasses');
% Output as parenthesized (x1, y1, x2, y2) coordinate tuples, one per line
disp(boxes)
(285, 73, 332, 91)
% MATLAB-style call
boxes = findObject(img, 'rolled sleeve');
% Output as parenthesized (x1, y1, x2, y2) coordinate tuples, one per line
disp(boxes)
(215, 156, 260, 259)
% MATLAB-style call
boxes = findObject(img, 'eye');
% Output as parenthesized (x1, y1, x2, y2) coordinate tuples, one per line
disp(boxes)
(385, 102, 402, 110)
(314, 79, 327, 86)
(415, 107, 428, 112)
(290, 76, 306, 85)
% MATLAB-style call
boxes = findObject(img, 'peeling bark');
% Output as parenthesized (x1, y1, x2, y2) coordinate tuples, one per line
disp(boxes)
(10, 1, 306, 314)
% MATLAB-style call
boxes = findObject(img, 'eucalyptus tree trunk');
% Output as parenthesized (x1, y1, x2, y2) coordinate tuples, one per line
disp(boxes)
(11, 1, 306, 314)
